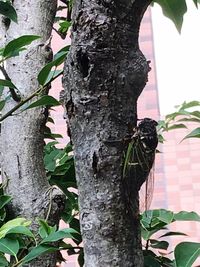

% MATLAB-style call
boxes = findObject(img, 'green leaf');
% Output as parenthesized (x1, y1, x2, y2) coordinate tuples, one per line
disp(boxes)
(53, 45, 70, 61)
(0, 253, 8, 266)
(0, 237, 19, 256)
(0, 209, 6, 223)
(0, 85, 4, 96)
(144, 209, 174, 225)
(38, 219, 56, 239)
(174, 242, 200, 267)
(166, 110, 190, 121)
(150, 239, 169, 250)
(141, 209, 174, 240)
(0, 100, 6, 111)
(141, 228, 162, 241)
(25, 95, 60, 110)
(6, 226, 34, 239)
(144, 255, 161, 267)
(0, 1, 17, 22)
(160, 257, 175, 267)
(38, 49, 68, 85)
(190, 110, 200, 119)
(183, 128, 200, 140)
(0, 218, 31, 239)
(38, 220, 51, 238)
(3, 35, 40, 58)
(157, 209, 174, 224)
(153, 0, 187, 33)
(78, 248, 84, 267)
(41, 228, 78, 244)
(58, 21, 71, 34)
(44, 149, 60, 172)
(167, 124, 187, 131)
(44, 141, 58, 153)
(159, 231, 187, 238)
(193, 0, 198, 7)
(44, 126, 63, 141)
(141, 210, 154, 227)
(22, 244, 58, 264)
(178, 117, 200, 123)
(69, 218, 82, 245)
(44, 69, 63, 85)
(174, 211, 200, 222)
(0, 79, 17, 89)
(44, 132, 63, 140)
(179, 100, 200, 110)
(0, 195, 12, 210)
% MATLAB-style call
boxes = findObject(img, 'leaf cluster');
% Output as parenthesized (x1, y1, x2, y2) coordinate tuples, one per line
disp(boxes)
(158, 101, 200, 142)
(141, 209, 200, 266)
(0, 186, 81, 266)
(43, 139, 83, 266)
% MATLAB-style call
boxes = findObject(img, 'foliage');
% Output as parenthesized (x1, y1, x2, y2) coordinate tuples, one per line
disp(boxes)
(0, 38, 66, 121)
(1, 132, 200, 266)
(1, 1, 200, 267)
(44, 139, 83, 265)
(141, 209, 200, 267)
(43, 126, 200, 266)
(0, 1, 17, 23)
(158, 101, 200, 142)
(0, 133, 82, 266)
(152, 101, 200, 266)
(0, 186, 80, 266)
(152, 0, 200, 33)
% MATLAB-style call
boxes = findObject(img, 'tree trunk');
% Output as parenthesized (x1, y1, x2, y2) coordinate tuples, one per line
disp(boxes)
(63, 1, 151, 266)
(0, 1, 64, 266)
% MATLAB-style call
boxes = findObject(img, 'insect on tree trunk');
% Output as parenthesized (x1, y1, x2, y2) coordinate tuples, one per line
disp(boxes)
(0, 1, 64, 266)
(63, 0, 151, 266)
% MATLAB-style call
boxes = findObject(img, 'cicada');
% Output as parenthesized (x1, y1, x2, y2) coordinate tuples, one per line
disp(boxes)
(123, 118, 158, 211)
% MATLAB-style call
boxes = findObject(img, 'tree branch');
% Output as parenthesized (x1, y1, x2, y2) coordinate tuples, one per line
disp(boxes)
(0, 70, 63, 122)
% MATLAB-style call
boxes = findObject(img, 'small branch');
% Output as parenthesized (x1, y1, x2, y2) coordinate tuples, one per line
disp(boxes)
(52, 26, 66, 39)
(145, 239, 150, 250)
(0, 87, 43, 122)
(67, 1, 72, 22)
(0, 65, 21, 102)
(0, 70, 63, 123)
(0, 58, 5, 65)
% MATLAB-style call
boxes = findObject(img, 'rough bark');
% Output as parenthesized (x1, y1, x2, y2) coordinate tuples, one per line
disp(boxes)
(63, 0, 151, 266)
(0, 1, 64, 266)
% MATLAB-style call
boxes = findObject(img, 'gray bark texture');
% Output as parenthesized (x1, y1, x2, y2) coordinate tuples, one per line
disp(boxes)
(63, 0, 151, 266)
(0, 1, 64, 266)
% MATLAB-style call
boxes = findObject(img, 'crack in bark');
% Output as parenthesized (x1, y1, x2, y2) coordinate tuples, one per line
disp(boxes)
(77, 48, 90, 78)
(66, 97, 75, 119)
(92, 151, 98, 174)
(16, 155, 22, 180)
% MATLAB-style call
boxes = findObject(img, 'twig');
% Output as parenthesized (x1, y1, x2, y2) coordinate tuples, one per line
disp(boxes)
(0, 86, 43, 122)
(0, 70, 63, 123)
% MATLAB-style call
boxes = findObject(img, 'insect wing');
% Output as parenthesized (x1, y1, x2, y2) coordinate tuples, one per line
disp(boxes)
(123, 139, 136, 178)
(139, 164, 155, 212)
